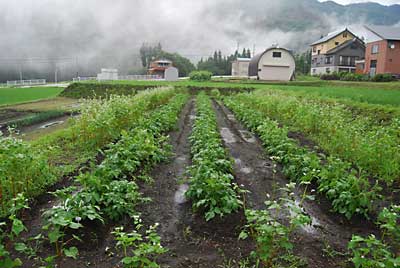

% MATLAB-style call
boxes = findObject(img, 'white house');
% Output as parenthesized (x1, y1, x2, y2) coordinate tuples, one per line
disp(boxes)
(231, 58, 251, 77)
(249, 47, 296, 81)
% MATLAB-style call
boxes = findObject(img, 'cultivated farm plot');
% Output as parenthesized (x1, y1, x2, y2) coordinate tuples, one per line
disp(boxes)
(0, 84, 399, 268)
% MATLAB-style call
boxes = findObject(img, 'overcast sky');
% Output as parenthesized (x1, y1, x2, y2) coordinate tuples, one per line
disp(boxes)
(320, 0, 400, 5)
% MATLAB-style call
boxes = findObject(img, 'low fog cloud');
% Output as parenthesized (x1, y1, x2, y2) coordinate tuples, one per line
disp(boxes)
(0, 0, 398, 80)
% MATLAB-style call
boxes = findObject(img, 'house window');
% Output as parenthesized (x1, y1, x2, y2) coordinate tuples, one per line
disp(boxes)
(313, 47, 317, 53)
(335, 42, 339, 46)
(343, 32, 348, 38)
(273, 52, 282, 58)
(312, 69, 316, 74)
(372, 44, 379, 54)
(317, 50, 321, 55)
(325, 56, 332, 64)
(388, 42, 396, 49)
(339, 56, 350, 65)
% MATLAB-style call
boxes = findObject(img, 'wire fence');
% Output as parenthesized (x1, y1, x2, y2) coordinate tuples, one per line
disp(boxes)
(6, 79, 46, 87)
(72, 75, 163, 82)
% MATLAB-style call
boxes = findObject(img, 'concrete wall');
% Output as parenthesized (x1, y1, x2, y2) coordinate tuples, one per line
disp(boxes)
(257, 49, 295, 81)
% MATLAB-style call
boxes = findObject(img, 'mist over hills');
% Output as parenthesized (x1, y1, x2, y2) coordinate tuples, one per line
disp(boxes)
(0, 0, 399, 81)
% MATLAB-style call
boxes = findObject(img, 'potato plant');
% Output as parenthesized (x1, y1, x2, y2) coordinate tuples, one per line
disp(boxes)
(0, 87, 178, 219)
(41, 92, 188, 259)
(237, 90, 400, 185)
(223, 96, 380, 219)
(186, 92, 242, 221)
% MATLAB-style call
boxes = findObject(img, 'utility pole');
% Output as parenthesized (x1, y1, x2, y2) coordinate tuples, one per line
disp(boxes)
(19, 62, 23, 82)
(75, 56, 79, 78)
(54, 63, 58, 83)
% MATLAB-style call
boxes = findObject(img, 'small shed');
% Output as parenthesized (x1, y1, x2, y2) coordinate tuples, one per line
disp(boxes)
(97, 68, 118, 81)
(249, 47, 295, 81)
(231, 58, 251, 77)
(165, 66, 179, 81)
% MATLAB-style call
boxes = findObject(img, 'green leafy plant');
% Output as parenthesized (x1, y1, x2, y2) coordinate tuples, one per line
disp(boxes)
(0, 194, 28, 268)
(223, 95, 382, 219)
(348, 205, 400, 268)
(186, 92, 242, 221)
(42, 187, 103, 258)
(112, 216, 167, 268)
(239, 183, 311, 267)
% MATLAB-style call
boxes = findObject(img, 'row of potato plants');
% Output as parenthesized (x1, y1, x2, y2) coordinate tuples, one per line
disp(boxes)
(1, 92, 189, 267)
(186, 92, 243, 221)
(0, 87, 177, 218)
(223, 95, 380, 219)
(239, 89, 400, 185)
(223, 95, 400, 266)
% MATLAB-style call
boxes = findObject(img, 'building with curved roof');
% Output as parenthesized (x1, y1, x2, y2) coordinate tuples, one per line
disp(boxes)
(248, 46, 295, 81)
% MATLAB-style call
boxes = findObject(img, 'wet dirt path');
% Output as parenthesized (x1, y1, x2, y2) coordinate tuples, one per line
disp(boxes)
(212, 100, 378, 268)
(139, 98, 252, 268)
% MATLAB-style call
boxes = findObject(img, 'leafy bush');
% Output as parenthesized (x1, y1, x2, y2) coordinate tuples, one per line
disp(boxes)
(189, 71, 212, 82)
(340, 73, 368, 82)
(372, 74, 396, 82)
(320, 72, 340, 80)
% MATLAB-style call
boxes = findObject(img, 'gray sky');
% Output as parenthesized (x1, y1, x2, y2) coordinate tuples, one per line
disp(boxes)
(320, 0, 400, 5)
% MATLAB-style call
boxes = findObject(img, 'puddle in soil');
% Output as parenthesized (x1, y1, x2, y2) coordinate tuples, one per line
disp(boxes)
(288, 199, 321, 235)
(220, 127, 236, 143)
(240, 167, 253, 174)
(39, 120, 64, 129)
(234, 158, 253, 174)
(239, 130, 256, 143)
(175, 156, 187, 163)
(227, 114, 236, 121)
(174, 184, 189, 204)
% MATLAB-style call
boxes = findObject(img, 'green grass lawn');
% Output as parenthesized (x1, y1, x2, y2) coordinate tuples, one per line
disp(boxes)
(0, 87, 64, 106)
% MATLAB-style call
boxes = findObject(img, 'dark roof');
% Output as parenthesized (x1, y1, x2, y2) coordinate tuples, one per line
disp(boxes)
(326, 38, 365, 54)
(311, 28, 357, 46)
(249, 47, 294, 77)
(365, 25, 400, 41)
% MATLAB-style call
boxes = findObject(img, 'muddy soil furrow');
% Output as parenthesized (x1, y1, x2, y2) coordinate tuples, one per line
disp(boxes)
(212, 100, 378, 268)
(139, 98, 252, 268)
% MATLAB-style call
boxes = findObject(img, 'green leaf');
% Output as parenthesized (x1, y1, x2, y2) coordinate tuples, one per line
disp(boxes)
(14, 243, 28, 252)
(48, 230, 62, 243)
(239, 231, 248, 240)
(64, 247, 78, 259)
(12, 219, 25, 236)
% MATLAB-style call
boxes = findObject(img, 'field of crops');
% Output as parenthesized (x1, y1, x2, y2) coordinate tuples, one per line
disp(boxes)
(0, 83, 399, 268)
